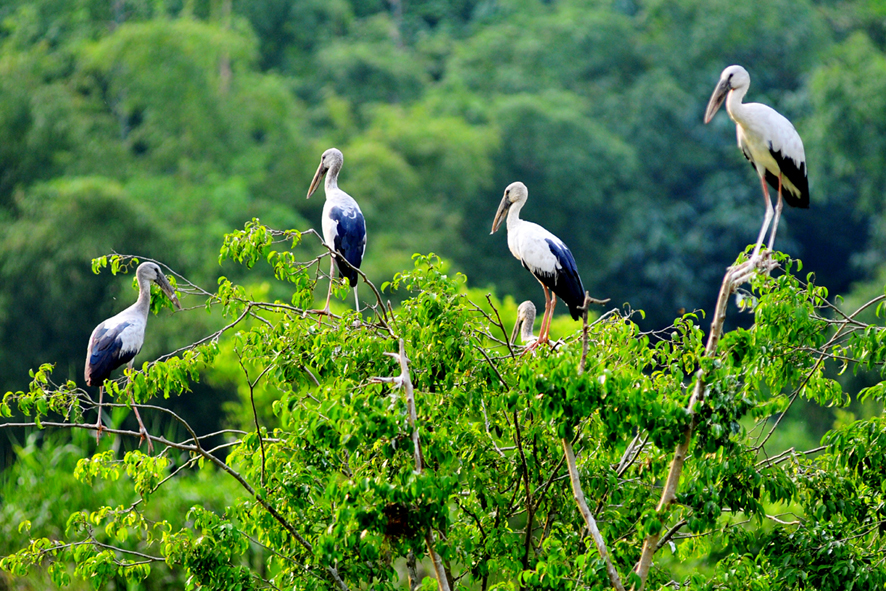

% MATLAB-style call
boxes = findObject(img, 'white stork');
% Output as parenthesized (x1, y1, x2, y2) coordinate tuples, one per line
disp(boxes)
(510, 300, 538, 346)
(704, 65, 809, 260)
(307, 147, 367, 316)
(491, 182, 586, 347)
(85, 262, 181, 453)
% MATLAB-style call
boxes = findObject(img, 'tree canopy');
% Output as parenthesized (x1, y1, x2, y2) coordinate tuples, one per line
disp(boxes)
(2, 0, 886, 588)
(1, 227, 885, 590)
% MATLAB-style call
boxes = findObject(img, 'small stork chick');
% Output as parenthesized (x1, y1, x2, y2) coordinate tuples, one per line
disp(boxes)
(307, 147, 367, 318)
(491, 182, 585, 347)
(704, 65, 809, 261)
(85, 262, 181, 453)
(510, 301, 538, 346)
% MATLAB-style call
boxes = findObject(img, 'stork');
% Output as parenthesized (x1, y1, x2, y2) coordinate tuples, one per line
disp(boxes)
(85, 262, 181, 453)
(510, 301, 538, 346)
(704, 65, 809, 261)
(307, 147, 367, 317)
(491, 182, 585, 347)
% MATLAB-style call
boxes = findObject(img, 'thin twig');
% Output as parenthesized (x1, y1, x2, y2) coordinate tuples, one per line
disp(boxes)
(655, 519, 687, 551)
(479, 397, 506, 458)
(513, 409, 534, 571)
(755, 445, 829, 469)
(485, 294, 515, 358)
(238, 353, 271, 487)
(617, 434, 648, 477)
(306, 229, 396, 337)
(473, 344, 511, 390)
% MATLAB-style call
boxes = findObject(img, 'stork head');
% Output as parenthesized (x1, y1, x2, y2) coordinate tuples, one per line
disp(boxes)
(136, 262, 182, 310)
(704, 65, 750, 124)
(491, 181, 528, 234)
(510, 300, 537, 345)
(307, 148, 344, 199)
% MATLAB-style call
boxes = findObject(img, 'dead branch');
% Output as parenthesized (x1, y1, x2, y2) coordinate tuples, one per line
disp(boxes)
(631, 257, 770, 590)
(559, 294, 625, 591)
(370, 339, 450, 591)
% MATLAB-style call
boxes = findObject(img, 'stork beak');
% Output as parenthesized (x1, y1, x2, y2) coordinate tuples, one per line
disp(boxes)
(307, 163, 328, 199)
(704, 79, 731, 124)
(510, 314, 522, 346)
(156, 275, 182, 311)
(491, 195, 512, 234)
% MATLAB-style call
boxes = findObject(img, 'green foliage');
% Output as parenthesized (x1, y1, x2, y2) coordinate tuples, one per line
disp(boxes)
(4, 215, 886, 589)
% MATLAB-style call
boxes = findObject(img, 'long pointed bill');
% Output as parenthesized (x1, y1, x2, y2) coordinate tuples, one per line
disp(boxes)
(704, 79, 730, 124)
(307, 164, 327, 199)
(510, 315, 522, 345)
(156, 275, 182, 310)
(490, 195, 512, 234)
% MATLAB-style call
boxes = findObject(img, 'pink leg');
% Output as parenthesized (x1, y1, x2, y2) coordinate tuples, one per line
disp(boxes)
(311, 257, 335, 326)
(95, 386, 104, 444)
(538, 285, 554, 345)
(751, 175, 774, 260)
(525, 284, 552, 353)
(541, 295, 558, 343)
(767, 174, 784, 252)
(323, 257, 334, 313)
(126, 360, 153, 454)
(132, 406, 154, 454)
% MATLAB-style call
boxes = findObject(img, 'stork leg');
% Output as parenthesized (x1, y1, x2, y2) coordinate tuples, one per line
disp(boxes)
(127, 360, 154, 454)
(132, 406, 154, 454)
(767, 174, 785, 252)
(323, 257, 335, 314)
(542, 295, 558, 344)
(95, 386, 105, 444)
(750, 175, 775, 261)
(538, 284, 554, 345)
(311, 257, 336, 326)
(354, 282, 360, 314)
(524, 283, 553, 353)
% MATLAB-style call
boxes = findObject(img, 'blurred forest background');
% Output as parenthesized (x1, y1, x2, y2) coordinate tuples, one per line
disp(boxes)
(1, 0, 885, 466)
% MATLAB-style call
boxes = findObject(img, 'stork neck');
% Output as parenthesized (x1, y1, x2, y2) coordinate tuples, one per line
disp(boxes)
(506, 200, 525, 229)
(134, 276, 152, 316)
(325, 168, 340, 193)
(521, 320, 535, 344)
(725, 86, 749, 124)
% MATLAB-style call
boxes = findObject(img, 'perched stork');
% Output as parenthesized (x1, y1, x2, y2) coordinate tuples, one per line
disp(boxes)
(491, 182, 585, 347)
(307, 147, 367, 317)
(85, 262, 181, 453)
(704, 65, 809, 260)
(510, 300, 538, 346)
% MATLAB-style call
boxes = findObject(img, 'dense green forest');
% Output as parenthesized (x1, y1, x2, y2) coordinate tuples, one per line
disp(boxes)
(4, 0, 886, 394)
(2, 0, 886, 588)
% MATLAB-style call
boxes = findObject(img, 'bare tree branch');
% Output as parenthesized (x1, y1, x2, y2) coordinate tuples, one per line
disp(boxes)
(370, 339, 450, 591)
(562, 439, 625, 591)
(558, 294, 625, 591)
(632, 258, 770, 590)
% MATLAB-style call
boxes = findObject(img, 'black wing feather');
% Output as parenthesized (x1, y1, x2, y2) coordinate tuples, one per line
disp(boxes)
(330, 205, 367, 287)
(768, 145, 809, 209)
(526, 240, 586, 320)
(85, 322, 138, 386)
